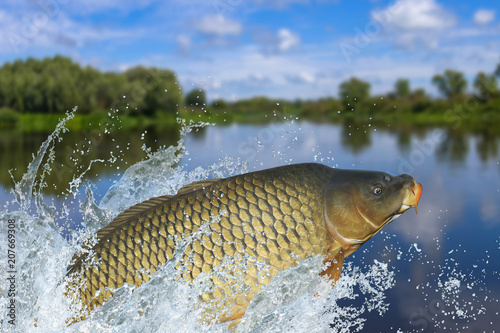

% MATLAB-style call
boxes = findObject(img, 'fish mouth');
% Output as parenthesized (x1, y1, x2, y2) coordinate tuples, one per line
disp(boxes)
(397, 180, 423, 214)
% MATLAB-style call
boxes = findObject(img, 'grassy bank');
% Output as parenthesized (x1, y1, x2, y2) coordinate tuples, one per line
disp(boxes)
(6, 112, 178, 133)
(302, 105, 500, 134)
(4, 106, 303, 133)
(355, 111, 499, 133)
(1, 104, 499, 135)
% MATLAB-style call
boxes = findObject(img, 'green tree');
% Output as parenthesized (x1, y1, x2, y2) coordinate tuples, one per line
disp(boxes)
(125, 67, 181, 115)
(432, 69, 467, 99)
(101, 72, 129, 112)
(211, 99, 227, 109)
(185, 88, 207, 107)
(473, 72, 498, 101)
(338, 77, 370, 110)
(12, 75, 26, 112)
(0, 56, 181, 115)
(394, 79, 410, 98)
(144, 69, 182, 115)
(301, 98, 342, 117)
(407, 89, 431, 113)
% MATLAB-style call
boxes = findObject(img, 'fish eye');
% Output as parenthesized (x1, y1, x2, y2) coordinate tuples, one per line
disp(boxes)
(372, 182, 383, 195)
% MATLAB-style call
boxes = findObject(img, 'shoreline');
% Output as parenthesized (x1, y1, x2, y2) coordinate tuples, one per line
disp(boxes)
(2, 108, 499, 134)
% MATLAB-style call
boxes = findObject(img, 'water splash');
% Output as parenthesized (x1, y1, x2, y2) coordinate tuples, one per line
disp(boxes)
(11, 108, 76, 213)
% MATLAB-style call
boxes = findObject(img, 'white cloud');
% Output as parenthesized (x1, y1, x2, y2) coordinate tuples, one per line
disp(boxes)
(287, 71, 316, 84)
(0, 10, 19, 53)
(195, 15, 242, 36)
(157, 46, 324, 100)
(176, 35, 191, 53)
(473, 9, 495, 26)
(159, 29, 500, 102)
(2, 0, 498, 102)
(0, 3, 151, 55)
(277, 28, 300, 52)
(252, 28, 300, 54)
(370, 0, 456, 50)
(373, 0, 456, 30)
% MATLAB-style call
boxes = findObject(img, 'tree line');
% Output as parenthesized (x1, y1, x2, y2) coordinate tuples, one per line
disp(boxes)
(0, 56, 185, 116)
(1, 56, 499, 126)
(205, 61, 500, 124)
(297, 64, 500, 120)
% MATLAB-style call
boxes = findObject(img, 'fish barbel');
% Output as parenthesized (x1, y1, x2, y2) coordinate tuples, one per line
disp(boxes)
(65, 163, 422, 326)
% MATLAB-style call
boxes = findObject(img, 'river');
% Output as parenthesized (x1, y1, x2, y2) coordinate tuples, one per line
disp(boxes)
(0, 113, 499, 332)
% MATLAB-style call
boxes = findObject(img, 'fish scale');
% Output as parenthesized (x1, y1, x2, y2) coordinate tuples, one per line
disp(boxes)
(65, 164, 335, 322)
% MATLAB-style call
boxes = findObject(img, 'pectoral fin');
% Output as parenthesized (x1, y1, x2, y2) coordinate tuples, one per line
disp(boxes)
(219, 307, 245, 332)
(218, 296, 250, 331)
(219, 305, 247, 323)
(320, 245, 345, 286)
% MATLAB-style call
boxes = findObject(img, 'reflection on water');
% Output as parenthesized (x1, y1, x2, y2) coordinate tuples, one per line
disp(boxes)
(436, 130, 470, 163)
(477, 131, 499, 162)
(0, 124, 180, 195)
(396, 129, 412, 151)
(1, 119, 499, 332)
(340, 120, 372, 154)
(2, 120, 499, 195)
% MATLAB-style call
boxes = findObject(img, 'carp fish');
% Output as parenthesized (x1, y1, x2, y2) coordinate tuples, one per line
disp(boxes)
(65, 163, 422, 326)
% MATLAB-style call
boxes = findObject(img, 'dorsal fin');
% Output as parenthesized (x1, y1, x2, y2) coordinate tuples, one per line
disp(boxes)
(176, 178, 221, 196)
(97, 179, 221, 238)
(93, 179, 220, 242)
(95, 194, 174, 240)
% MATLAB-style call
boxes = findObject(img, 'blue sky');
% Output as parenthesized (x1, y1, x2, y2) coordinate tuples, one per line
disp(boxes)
(0, 0, 499, 101)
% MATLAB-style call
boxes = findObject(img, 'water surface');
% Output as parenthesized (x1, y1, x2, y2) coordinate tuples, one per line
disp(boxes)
(1, 117, 499, 332)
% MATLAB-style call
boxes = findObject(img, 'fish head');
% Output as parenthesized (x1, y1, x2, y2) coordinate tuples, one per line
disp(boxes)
(323, 169, 422, 251)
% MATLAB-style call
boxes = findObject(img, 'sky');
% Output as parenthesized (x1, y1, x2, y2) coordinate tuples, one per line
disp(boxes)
(0, 0, 499, 101)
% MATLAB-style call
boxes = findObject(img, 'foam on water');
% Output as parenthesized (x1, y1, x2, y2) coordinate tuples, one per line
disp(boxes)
(0, 112, 497, 332)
